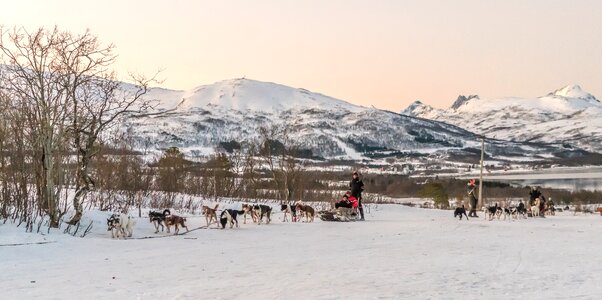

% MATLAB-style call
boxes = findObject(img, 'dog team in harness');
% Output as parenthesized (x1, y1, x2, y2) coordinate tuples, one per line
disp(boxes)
(456, 178, 554, 220)
(108, 168, 565, 238)
(108, 171, 369, 238)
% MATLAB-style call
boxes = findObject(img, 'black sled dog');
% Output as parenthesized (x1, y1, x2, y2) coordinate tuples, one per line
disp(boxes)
(454, 205, 469, 220)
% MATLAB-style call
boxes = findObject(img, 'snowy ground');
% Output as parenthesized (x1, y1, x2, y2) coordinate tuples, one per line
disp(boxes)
(2, 205, 602, 299)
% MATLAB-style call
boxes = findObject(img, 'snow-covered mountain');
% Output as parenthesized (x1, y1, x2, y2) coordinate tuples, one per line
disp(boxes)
(175, 78, 364, 113)
(403, 85, 602, 153)
(122, 79, 583, 162)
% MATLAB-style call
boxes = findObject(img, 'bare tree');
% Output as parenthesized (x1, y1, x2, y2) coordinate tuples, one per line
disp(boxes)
(203, 153, 235, 201)
(52, 28, 156, 224)
(0, 91, 9, 219)
(0, 26, 156, 226)
(0, 27, 72, 226)
(0, 91, 39, 222)
(242, 142, 261, 199)
(228, 148, 246, 197)
(64, 70, 155, 225)
(258, 124, 306, 203)
(156, 147, 188, 199)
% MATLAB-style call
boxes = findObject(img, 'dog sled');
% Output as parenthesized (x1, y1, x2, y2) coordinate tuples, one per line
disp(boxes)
(318, 207, 361, 222)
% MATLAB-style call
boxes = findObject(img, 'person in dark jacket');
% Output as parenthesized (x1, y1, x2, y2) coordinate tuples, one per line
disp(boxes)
(349, 171, 365, 220)
(467, 179, 479, 217)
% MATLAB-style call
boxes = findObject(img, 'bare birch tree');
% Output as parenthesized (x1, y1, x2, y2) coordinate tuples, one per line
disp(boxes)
(0, 26, 156, 226)
(0, 27, 72, 226)
(258, 124, 306, 203)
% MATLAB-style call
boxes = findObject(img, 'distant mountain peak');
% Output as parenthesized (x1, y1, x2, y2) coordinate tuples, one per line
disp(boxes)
(548, 84, 599, 103)
(451, 95, 479, 110)
(402, 100, 436, 117)
(176, 78, 365, 112)
(405, 100, 426, 109)
(403, 85, 602, 154)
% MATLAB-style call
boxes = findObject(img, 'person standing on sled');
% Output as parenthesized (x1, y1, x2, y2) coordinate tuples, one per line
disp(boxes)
(349, 171, 365, 220)
(467, 179, 479, 217)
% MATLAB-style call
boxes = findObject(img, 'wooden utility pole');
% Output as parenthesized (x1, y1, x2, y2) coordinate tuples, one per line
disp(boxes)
(478, 138, 485, 208)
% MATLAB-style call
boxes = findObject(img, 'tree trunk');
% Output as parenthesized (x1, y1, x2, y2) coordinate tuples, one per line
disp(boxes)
(67, 149, 93, 225)
(42, 137, 60, 228)
(67, 187, 85, 225)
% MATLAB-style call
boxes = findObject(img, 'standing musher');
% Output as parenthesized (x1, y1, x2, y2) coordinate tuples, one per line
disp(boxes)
(349, 171, 365, 221)
(467, 179, 479, 217)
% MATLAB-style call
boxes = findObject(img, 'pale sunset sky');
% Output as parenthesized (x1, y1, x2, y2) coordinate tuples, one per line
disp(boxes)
(2, 0, 601, 111)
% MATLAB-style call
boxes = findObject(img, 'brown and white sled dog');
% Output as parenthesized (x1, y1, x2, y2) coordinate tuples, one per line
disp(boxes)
(202, 204, 219, 227)
(241, 204, 257, 224)
(295, 203, 315, 223)
(243, 204, 272, 225)
(165, 213, 189, 234)
(107, 213, 136, 239)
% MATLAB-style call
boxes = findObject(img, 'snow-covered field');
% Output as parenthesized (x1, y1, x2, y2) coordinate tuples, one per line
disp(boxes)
(2, 205, 602, 299)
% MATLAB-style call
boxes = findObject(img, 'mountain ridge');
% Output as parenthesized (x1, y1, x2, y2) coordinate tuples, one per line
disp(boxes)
(402, 85, 602, 153)
(115, 79, 594, 163)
